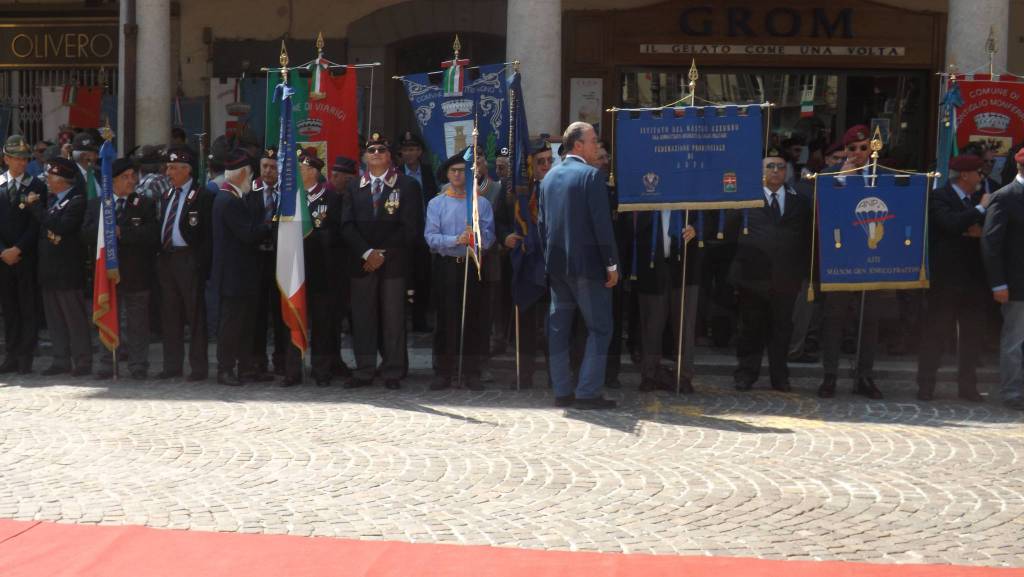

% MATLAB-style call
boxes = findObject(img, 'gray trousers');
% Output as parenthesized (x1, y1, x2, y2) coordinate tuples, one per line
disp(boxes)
(97, 290, 151, 373)
(998, 301, 1024, 402)
(638, 285, 698, 380)
(350, 272, 406, 380)
(821, 291, 879, 378)
(42, 288, 91, 370)
(157, 250, 208, 375)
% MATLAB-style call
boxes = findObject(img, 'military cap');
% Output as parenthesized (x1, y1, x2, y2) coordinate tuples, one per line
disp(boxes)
(46, 157, 77, 180)
(842, 125, 870, 146)
(224, 148, 252, 171)
(3, 135, 31, 159)
(436, 149, 468, 184)
(365, 132, 391, 149)
(764, 146, 784, 160)
(262, 147, 278, 160)
(948, 154, 983, 173)
(332, 156, 357, 175)
(135, 144, 164, 164)
(164, 146, 195, 165)
(529, 134, 551, 156)
(112, 157, 135, 179)
(71, 131, 99, 153)
(399, 130, 423, 148)
(299, 148, 324, 171)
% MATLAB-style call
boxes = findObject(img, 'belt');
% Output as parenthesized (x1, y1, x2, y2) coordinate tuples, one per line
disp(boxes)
(437, 255, 466, 264)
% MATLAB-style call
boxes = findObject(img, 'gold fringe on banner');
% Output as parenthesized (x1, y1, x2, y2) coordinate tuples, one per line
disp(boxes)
(821, 280, 930, 292)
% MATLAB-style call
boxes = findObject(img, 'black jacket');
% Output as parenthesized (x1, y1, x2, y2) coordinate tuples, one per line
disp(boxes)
(305, 183, 334, 293)
(0, 172, 43, 256)
(82, 193, 160, 292)
(929, 182, 986, 290)
(982, 178, 1024, 300)
(159, 179, 215, 280)
(210, 184, 271, 297)
(30, 185, 87, 290)
(339, 168, 422, 279)
(729, 187, 811, 295)
(626, 210, 704, 294)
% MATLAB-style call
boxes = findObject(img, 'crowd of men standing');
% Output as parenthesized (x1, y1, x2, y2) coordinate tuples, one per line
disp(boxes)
(2, 120, 1024, 412)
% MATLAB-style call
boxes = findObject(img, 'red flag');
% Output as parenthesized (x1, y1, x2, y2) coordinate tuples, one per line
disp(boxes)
(301, 66, 358, 164)
(68, 86, 103, 129)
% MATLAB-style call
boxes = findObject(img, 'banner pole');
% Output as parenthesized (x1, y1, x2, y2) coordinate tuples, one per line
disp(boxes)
(457, 242, 470, 389)
(112, 349, 117, 380)
(514, 305, 521, 391)
(676, 209, 690, 394)
(854, 291, 866, 377)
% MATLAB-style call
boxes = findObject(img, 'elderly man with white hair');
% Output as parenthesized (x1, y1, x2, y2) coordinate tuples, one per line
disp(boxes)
(210, 149, 272, 386)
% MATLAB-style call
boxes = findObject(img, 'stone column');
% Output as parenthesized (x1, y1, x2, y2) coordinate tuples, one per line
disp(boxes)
(507, 0, 561, 138)
(946, 0, 1009, 73)
(135, 0, 171, 146)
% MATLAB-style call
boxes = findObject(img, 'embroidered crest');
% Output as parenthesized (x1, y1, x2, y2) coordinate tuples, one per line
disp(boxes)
(722, 172, 737, 193)
(187, 211, 198, 227)
(642, 172, 659, 195)
(384, 190, 400, 215)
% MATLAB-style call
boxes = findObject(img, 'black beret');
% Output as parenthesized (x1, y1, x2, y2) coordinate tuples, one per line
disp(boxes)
(46, 157, 77, 180)
(262, 147, 278, 160)
(111, 157, 135, 178)
(299, 148, 324, 171)
(164, 146, 195, 165)
(529, 134, 551, 156)
(365, 132, 391, 148)
(332, 156, 357, 175)
(436, 149, 468, 184)
(224, 148, 252, 171)
(399, 130, 423, 148)
(764, 146, 784, 160)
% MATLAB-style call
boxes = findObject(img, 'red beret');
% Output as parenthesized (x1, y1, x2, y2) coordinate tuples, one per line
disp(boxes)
(949, 154, 983, 172)
(842, 125, 870, 146)
(1015, 147, 1024, 164)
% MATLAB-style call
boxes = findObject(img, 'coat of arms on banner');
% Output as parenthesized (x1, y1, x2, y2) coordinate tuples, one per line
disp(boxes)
(722, 172, 737, 193)
(642, 172, 659, 194)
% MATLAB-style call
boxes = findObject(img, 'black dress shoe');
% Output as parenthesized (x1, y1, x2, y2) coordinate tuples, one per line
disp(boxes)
(332, 362, 351, 378)
(554, 394, 575, 407)
(818, 374, 837, 398)
(429, 376, 451, 391)
(853, 377, 883, 400)
(70, 366, 91, 377)
(345, 377, 372, 389)
(463, 380, 484, 391)
(957, 389, 985, 403)
(604, 376, 622, 389)
(130, 369, 148, 380)
(916, 389, 934, 401)
(734, 379, 754, 391)
(217, 372, 242, 386)
(771, 381, 791, 392)
(574, 396, 618, 410)
(638, 377, 660, 393)
(787, 352, 819, 364)
(677, 377, 695, 395)
(187, 372, 208, 382)
(1004, 398, 1024, 411)
(384, 379, 401, 390)
(156, 370, 182, 380)
(41, 365, 69, 376)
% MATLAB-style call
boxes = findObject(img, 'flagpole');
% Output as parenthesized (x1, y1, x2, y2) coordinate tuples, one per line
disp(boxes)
(457, 242, 470, 389)
(676, 210, 690, 394)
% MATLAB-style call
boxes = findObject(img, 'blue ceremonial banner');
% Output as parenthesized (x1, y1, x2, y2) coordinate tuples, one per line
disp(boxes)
(99, 139, 119, 277)
(401, 63, 508, 170)
(614, 105, 765, 211)
(816, 173, 930, 291)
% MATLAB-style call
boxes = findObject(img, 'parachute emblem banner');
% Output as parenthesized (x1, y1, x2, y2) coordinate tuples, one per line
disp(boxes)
(614, 106, 766, 211)
(816, 173, 930, 291)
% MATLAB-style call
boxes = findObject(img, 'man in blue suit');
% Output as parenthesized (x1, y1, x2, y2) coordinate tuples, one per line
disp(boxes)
(539, 122, 619, 410)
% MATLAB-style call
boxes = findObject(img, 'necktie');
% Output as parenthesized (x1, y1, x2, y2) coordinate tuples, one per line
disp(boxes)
(963, 194, 973, 209)
(770, 192, 781, 223)
(116, 198, 125, 218)
(265, 191, 277, 223)
(162, 188, 181, 249)
(372, 179, 383, 215)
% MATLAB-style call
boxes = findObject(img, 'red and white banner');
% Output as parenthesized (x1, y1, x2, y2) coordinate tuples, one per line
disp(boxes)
(299, 66, 359, 167)
(955, 74, 1024, 156)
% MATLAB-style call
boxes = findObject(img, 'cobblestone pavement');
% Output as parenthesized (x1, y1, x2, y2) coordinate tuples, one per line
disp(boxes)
(1, 364, 1022, 567)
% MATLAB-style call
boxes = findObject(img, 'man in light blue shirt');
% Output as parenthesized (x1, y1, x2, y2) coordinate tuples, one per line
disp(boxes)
(424, 151, 494, 391)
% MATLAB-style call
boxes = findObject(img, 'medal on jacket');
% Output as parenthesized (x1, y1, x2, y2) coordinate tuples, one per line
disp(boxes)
(188, 210, 198, 227)
(313, 205, 326, 228)
(46, 230, 62, 245)
(384, 190, 400, 215)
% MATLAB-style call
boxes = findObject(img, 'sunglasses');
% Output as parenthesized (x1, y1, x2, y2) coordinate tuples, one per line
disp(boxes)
(846, 144, 869, 152)
(765, 162, 786, 171)
(448, 167, 466, 174)
(366, 146, 388, 154)
(535, 157, 553, 166)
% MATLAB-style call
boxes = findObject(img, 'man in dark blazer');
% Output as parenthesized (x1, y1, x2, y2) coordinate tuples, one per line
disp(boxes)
(539, 122, 619, 410)
(981, 147, 1024, 411)
(249, 147, 287, 376)
(29, 158, 91, 376)
(210, 149, 272, 386)
(339, 133, 422, 389)
(83, 157, 160, 379)
(729, 148, 811, 392)
(157, 146, 214, 381)
(399, 130, 438, 333)
(917, 154, 990, 401)
(0, 135, 42, 374)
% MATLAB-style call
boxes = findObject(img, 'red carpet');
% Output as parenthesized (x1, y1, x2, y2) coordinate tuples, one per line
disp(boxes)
(0, 519, 1020, 577)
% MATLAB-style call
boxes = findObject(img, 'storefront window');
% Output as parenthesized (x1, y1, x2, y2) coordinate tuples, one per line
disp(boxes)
(620, 69, 928, 171)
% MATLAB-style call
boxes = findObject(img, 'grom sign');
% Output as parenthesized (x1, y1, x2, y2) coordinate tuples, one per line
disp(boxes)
(0, 20, 118, 68)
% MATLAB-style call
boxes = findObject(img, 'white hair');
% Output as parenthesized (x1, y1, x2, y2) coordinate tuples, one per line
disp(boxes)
(224, 165, 251, 183)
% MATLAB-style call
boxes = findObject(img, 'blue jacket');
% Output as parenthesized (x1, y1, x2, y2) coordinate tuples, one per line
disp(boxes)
(539, 156, 618, 281)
